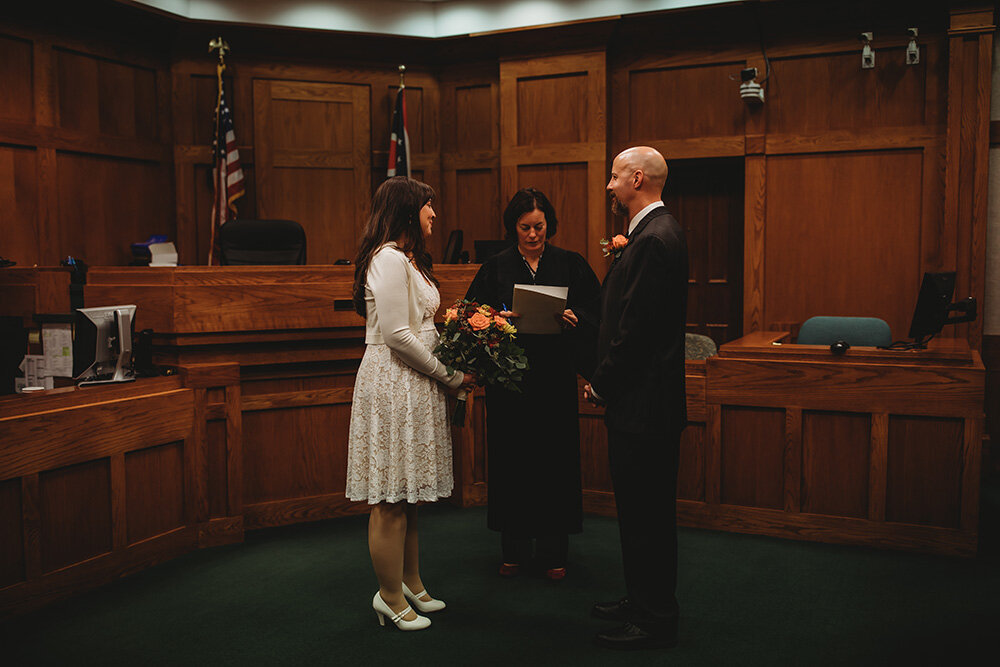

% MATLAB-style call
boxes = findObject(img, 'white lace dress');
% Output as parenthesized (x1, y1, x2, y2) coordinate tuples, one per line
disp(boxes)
(346, 254, 456, 504)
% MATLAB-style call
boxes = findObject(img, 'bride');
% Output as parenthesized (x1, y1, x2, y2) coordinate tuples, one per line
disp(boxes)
(346, 176, 476, 631)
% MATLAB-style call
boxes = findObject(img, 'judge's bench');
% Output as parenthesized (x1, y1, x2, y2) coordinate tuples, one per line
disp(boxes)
(0, 266, 985, 616)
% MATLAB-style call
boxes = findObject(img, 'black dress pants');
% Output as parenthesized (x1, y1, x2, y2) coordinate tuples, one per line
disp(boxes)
(607, 426, 681, 632)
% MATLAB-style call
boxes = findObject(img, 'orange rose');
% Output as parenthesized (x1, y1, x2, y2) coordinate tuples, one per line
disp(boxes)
(610, 234, 628, 250)
(445, 307, 458, 322)
(469, 312, 491, 330)
(494, 316, 508, 328)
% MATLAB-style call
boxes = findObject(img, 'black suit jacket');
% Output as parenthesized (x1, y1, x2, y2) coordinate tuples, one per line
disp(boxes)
(591, 206, 688, 436)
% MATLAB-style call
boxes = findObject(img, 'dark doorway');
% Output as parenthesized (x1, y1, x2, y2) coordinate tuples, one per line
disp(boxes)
(662, 157, 744, 348)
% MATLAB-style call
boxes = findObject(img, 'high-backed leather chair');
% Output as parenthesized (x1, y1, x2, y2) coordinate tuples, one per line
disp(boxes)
(219, 219, 307, 265)
(796, 316, 891, 347)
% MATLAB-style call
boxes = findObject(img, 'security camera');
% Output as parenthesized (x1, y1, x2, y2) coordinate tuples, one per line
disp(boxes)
(739, 67, 764, 105)
(859, 32, 874, 69)
(906, 27, 919, 65)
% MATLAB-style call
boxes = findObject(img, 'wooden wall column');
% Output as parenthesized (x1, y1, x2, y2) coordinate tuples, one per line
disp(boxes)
(744, 57, 767, 334)
(943, 7, 995, 349)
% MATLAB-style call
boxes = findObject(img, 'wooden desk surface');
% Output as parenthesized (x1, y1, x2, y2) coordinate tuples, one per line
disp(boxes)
(709, 332, 984, 418)
(719, 331, 983, 367)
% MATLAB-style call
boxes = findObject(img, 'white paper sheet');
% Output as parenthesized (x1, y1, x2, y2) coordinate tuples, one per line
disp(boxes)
(43, 323, 74, 377)
(18, 354, 54, 390)
(512, 283, 568, 334)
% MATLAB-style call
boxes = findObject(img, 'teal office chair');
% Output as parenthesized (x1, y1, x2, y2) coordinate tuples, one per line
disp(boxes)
(796, 316, 891, 347)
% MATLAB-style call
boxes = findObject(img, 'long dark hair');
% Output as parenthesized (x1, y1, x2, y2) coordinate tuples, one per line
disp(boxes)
(503, 187, 559, 241)
(353, 176, 438, 317)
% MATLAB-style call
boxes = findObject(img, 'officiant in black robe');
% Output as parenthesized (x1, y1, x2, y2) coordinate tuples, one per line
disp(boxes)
(465, 188, 600, 579)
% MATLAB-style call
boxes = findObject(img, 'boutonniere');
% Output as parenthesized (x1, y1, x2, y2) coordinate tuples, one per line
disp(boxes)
(600, 234, 628, 260)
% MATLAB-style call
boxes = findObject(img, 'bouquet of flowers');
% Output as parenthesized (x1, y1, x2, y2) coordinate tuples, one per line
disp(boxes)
(434, 299, 529, 425)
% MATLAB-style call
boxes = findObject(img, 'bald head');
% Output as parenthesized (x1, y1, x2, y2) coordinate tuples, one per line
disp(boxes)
(616, 146, 667, 191)
(607, 146, 668, 217)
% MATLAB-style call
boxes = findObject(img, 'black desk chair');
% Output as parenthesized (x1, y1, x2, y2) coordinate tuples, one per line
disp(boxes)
(443, 230, 463, 264)
(219, 219, 307, 265)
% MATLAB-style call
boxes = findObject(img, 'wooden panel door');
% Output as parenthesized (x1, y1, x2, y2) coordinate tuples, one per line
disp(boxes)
(441, 66, 501, 262)
(500, 52, 607, 273)
(253, 80, 370, 264)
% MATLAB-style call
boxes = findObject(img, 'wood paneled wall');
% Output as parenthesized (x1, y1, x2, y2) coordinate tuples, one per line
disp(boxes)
(0, 25, 174, 267)
(440, 64, 501, 256)
(2, 0, 995, 353)
(609, 7, 991, 347)
(170, 58, 445, 265)
(500, 52, 608, 271)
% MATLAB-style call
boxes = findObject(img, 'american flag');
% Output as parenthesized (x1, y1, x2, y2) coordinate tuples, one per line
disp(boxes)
(387, 86, 410, 178)
(208, 65, 245, 265)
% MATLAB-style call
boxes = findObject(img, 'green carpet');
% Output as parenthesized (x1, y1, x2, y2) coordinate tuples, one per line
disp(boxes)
(3, 489, 998, 666)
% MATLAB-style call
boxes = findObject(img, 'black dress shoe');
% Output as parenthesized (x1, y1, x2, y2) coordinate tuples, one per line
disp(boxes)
(594, 622, 678, 651)
(591, 597, 633, 622)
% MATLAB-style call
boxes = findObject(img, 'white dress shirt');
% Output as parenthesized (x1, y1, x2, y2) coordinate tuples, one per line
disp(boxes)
(627, 201, 665, 236)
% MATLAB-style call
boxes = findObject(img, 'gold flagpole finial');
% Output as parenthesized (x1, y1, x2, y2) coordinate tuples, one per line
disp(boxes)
(209, 37, 230, 64)
(398, 64, 406, 89)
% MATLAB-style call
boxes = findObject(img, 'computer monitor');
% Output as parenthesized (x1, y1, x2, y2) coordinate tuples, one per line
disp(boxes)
(73, 305, 137, 386)
(906, 271, 976, 345)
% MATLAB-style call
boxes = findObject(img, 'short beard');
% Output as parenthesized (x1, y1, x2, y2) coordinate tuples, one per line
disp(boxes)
(610, 196, 628, 217)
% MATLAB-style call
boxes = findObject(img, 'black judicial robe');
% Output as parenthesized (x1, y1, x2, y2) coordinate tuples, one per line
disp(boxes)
(465, 244, 600, 536)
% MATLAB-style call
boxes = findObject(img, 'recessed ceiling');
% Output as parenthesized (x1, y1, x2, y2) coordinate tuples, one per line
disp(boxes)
(125, 0, 731, 38)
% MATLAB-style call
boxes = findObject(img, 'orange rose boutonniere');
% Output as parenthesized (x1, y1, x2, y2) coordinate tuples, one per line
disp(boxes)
(600, 234, 629, 260)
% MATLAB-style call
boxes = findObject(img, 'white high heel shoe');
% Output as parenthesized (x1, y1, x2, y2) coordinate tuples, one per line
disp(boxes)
(402, 582, 447, 613)
(372, 591, 431, 631)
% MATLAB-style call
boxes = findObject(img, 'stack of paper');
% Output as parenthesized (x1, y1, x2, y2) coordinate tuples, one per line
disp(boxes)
(511, 284, 568, 334)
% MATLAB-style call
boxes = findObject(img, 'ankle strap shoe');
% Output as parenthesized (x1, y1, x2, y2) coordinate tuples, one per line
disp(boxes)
(402, 582, 446, 612)
(372, 591, 431, 631)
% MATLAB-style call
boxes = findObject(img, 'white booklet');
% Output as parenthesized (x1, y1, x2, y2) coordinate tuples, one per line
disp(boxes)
(512, 284, 568, 334)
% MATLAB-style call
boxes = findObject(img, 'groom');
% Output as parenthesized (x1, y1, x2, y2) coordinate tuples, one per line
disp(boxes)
(584, 146, 688, 650)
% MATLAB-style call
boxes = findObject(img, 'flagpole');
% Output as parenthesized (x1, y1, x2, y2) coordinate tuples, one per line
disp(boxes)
(208, 37, 236, 265)
(388, 65, 411, 179)
(399, 65, 410, 178)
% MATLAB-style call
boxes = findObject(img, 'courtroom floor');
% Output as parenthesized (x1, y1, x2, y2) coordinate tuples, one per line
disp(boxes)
(3, 483, 999, 667)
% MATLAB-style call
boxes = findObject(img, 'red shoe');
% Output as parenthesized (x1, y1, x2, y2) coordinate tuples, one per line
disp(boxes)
(498, 563, 520, 577)
(545, 567, 566, 581)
